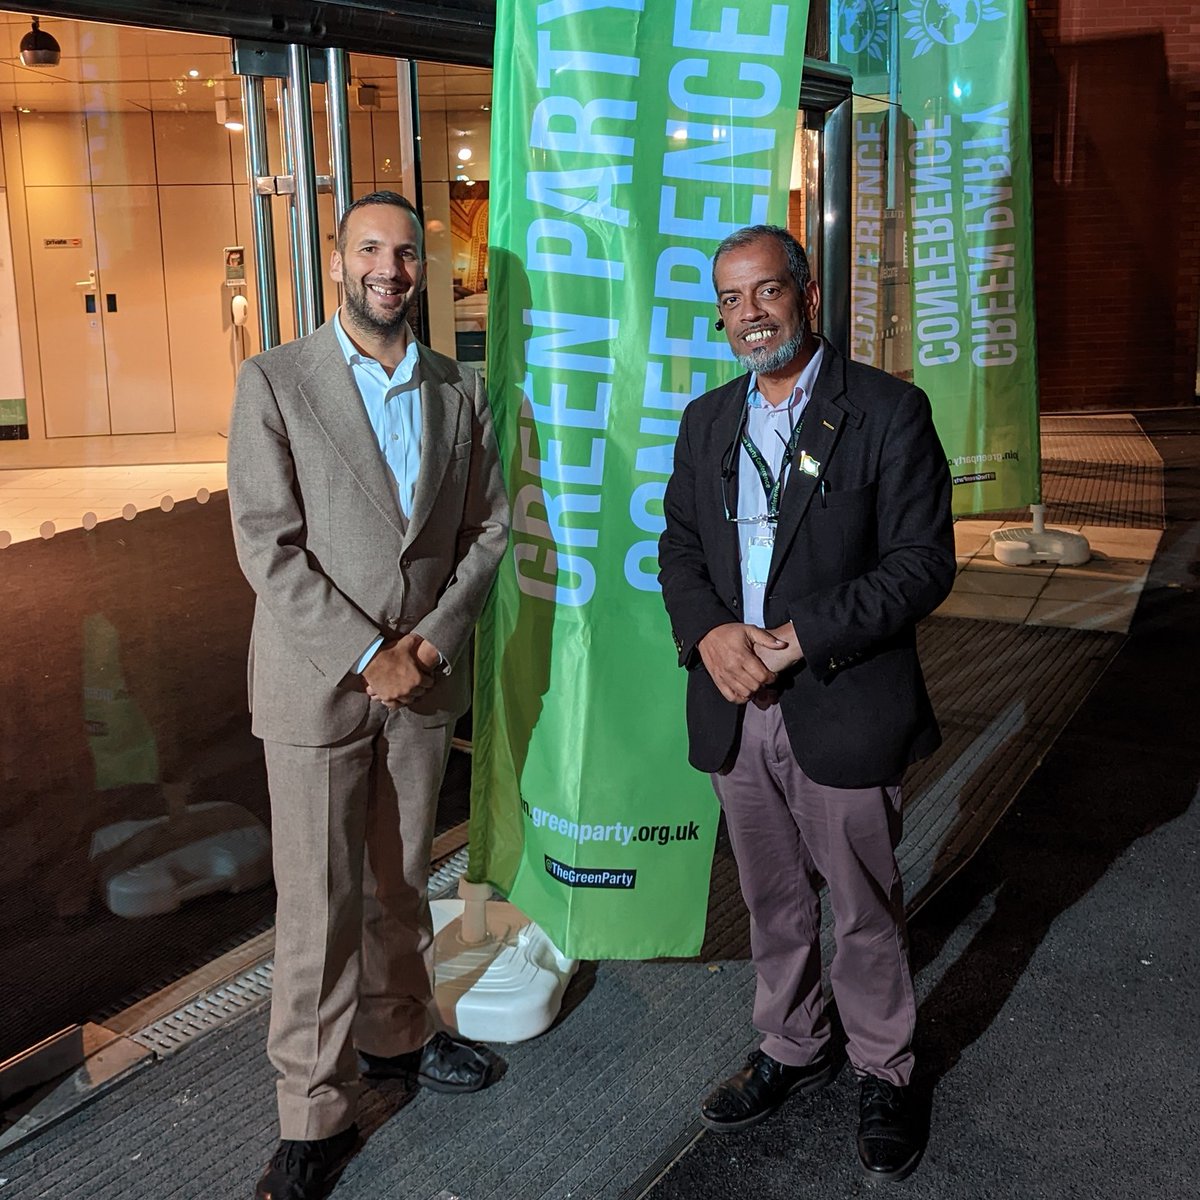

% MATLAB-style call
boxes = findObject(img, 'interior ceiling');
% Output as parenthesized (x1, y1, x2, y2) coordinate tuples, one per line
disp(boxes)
(0, 11, 491, 117)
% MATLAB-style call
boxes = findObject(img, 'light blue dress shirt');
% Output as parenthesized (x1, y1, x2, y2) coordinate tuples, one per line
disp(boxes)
(332, 311, 423, 673)
(333, 311, 423, 516)
(737, 342, 824, 629)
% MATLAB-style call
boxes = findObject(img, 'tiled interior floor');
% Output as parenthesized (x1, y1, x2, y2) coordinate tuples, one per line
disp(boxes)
(938, 519, 1162, 634)
(0, 462, 229, 548)
(0, 434, 228, 548)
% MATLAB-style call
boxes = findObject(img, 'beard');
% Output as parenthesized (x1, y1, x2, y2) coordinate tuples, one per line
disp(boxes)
(342, 276, 411, 335)
(733, 325, 807, 374)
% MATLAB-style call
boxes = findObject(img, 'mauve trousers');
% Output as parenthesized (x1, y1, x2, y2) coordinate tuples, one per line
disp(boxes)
(712, 700, 915, 1086)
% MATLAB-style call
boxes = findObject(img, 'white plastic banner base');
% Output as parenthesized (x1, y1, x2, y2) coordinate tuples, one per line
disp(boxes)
(430, 894, 577, 1044)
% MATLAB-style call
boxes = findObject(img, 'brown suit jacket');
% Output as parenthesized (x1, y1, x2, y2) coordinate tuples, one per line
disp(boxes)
(227, 319, 509, 747)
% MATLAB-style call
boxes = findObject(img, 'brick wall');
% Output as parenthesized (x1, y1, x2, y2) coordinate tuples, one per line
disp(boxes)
(1027, 1, 1200, 409)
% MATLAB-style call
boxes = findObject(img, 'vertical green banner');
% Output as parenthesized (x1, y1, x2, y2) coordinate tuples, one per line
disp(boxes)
(899, 1, 1040, 514)
(471, 0, 810, 959)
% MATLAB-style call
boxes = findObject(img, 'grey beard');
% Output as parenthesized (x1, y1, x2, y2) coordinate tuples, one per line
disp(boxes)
(733, 327, 806, 374)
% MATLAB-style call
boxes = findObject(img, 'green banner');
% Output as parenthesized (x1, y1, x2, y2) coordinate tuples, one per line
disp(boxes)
(471, 0, 810, 959)
(899, 0, 1040, 514)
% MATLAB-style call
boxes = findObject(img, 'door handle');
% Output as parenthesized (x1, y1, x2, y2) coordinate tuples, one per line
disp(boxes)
(75, 269, 97, 292)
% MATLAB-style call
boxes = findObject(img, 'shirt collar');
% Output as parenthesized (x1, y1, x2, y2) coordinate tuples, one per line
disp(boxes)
(746, 340, 824, 411)
(334, 309, 419, 385)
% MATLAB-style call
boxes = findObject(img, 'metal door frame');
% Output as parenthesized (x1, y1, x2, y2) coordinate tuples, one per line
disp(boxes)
(799, 57, 854, 356)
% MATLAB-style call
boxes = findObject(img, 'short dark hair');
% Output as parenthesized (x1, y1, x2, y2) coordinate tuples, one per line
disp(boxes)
(336, 191, 423, 254)
(712, 224, 811, 295)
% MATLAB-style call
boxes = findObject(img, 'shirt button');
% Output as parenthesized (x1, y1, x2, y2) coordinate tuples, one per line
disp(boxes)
(391, 433, 399, 441)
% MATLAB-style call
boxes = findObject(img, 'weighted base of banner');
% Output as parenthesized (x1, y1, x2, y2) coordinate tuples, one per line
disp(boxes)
(430, 885, 578, 1043)
(990, 504, 1091, 567)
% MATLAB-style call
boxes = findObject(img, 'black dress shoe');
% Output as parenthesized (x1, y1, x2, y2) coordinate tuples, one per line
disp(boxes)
(359, 1030, 499, 1093)
(857, 1075, 923, 1181)
(700, 1049, 840, 1132)
(254, 1124, 358, 1200)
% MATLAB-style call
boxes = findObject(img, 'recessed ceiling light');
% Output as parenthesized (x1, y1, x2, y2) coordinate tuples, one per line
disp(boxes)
(188, 69, 199, 78)
(457, 147, 472, 161)
(13, 105, 34, 114)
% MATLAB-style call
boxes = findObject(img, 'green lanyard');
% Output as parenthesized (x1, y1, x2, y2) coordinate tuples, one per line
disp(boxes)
(741, 417, 805, 522)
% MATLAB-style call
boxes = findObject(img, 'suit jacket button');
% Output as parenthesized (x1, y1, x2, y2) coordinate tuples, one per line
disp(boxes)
(400, 556, 411, 568)
(730, 596, 740, 609)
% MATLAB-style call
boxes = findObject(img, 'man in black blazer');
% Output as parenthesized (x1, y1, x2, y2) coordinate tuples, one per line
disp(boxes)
(659, 225, 954, 1181)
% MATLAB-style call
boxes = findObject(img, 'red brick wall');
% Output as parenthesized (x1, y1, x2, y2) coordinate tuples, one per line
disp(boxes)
(1027, 1, 1200, 409)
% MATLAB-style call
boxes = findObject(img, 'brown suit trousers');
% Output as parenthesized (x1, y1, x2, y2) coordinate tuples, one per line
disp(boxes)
(265, 704, 454, 1140)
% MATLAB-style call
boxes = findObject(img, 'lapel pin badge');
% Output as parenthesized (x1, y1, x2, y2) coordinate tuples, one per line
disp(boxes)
(822, 419, 835, 431)
(799, 451, 821, 477)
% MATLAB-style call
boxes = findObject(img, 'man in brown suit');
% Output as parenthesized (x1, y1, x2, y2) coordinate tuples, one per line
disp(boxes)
(228, 192, 509, 1200)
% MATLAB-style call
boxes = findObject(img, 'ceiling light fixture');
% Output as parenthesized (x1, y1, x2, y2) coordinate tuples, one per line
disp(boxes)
(188, 69, 200, 78)
(19, 17, 61, 68)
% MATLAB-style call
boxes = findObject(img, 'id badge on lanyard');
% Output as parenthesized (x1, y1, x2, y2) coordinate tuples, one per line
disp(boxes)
(746, 521, 774, 589)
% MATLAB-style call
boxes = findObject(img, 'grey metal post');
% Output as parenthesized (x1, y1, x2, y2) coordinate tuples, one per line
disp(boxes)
(325, 48, 353, 226)
(241, 73, 280, 350)
(822, 97, 852, 356)
(887, 0, 902, 211)
(276, 76, 302, 337)
(285, 44, 324, 336)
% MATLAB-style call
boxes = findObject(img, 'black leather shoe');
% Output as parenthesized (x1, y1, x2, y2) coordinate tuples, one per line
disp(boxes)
(857, 1075, 923, 1181)
(359, 1030, 498, 1093)
(254, 1124, 358, 1199)
(700, 1049, 840, 1132)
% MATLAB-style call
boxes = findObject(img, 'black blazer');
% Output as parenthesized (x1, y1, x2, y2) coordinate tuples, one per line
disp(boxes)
(658, 342, 956, 788)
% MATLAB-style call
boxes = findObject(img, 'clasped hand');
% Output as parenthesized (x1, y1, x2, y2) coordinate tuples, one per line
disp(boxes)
(361, 633, 442, 711)
(697, 622, 804, 705)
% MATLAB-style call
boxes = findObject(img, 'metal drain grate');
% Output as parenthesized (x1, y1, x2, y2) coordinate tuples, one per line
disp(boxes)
(428, 846, 471, 899)
(129, 850, 473, 1058)
(132, 962, 274, 1056)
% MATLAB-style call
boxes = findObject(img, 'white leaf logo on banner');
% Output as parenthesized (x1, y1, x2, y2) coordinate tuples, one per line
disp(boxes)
(838, 0, 890, 66)
(902, 0, 1004, 57)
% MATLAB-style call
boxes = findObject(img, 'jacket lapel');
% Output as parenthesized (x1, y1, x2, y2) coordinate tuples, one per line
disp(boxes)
(403, 347, 456, 549)
(767, 345, 851, 590)
(709, 376, 750, 597)
(297, 321, 406, 537)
